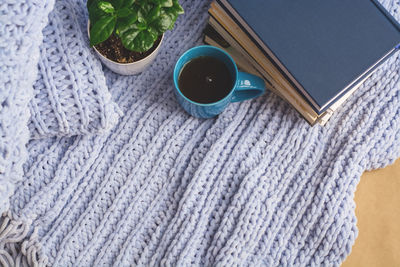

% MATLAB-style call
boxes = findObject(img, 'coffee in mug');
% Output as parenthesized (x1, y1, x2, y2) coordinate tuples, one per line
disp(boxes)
(178, 56, 234, 104)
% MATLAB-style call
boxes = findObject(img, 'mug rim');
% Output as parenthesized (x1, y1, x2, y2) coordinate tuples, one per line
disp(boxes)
(173, 45, 238, 107)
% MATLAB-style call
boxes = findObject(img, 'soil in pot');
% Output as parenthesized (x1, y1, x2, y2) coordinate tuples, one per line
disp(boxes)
(95, 34, 162, 64)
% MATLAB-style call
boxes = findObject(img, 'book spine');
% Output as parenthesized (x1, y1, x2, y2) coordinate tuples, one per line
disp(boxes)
(371, 0, 400, 31)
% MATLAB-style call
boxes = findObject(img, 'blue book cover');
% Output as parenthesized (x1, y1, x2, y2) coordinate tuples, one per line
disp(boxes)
(217, 0, 400, 112)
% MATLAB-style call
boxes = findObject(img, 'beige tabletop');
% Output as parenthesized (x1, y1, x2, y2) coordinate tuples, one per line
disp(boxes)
(342, 158, 400, 267)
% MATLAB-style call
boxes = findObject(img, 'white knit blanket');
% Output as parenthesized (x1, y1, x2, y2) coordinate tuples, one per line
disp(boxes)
(1, 0, 400, 266)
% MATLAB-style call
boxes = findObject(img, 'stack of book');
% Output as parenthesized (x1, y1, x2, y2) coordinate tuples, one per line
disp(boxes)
(206, 0, 400, 125)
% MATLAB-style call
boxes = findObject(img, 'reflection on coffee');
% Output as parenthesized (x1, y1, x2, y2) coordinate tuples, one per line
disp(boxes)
(178, 56, 234, 104)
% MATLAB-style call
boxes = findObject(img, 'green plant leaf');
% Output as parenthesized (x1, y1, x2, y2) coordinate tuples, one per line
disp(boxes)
(90, 15, 117, 46)
(151, 0, 172, 7)
(160, 1, 183, 30)
(98, 1, 115, 14)
(138, 2, 154, 20)
(87, 0, 95, 9)
(123, 0, 136, 7)
(136, 20, 147, 30)
(136, 0, 150, 9)
(167, 14, 178, 30)
(151, 9, 173, 34)
(164, 0, 184, 17)
(161, 0, 173, 7)
(121, 29, 157, 52)
(133, 30, 158, 52)
(115, 11, 138, 36)
(172, 0, 184, 15)
(116, 7, 133, 17)
(163, 1, 183, 30)
(110, 0, 123, 9)
(89, 0, 108, 23)
(137, 6, 147, 23)
(146, 5, 160, 23)
(94, 0, 182, 52)
(120, 28, 142, 50)
(154, 0, 172, 7)
(111, 0, 135, 9)
(147, 26, 159, 37)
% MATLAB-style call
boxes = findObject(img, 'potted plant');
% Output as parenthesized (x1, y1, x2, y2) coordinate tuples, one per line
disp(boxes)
(87, 0, 184, 75)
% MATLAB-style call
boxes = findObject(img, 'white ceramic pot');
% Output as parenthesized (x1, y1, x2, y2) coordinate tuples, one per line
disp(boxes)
(87, 22, 163, 75)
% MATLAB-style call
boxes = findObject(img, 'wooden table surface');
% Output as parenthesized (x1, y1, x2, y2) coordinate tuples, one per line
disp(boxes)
(342, 158, 400, 267)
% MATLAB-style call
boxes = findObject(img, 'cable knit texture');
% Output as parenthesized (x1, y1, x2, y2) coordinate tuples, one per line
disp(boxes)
(0, 0, 55, 214)
(28, 0, 121, 139)
(5, 0, 400, 266)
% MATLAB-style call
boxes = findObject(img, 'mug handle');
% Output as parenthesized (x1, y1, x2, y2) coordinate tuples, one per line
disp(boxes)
(231, 71, 266, 103)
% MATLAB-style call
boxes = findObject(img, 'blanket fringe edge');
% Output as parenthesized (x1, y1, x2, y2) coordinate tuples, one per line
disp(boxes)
(0, 211, 47, 267)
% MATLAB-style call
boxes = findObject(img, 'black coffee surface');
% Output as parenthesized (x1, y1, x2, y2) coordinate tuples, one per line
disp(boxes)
(178, 56, 233, 104)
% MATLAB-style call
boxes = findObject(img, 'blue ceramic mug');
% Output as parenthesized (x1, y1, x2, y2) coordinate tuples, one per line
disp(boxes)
(173, 45, 266, 118)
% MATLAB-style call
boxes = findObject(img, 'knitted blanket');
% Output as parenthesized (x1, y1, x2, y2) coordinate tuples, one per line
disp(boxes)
(1, 0, 400, 266)
(0, 0, 54, 216)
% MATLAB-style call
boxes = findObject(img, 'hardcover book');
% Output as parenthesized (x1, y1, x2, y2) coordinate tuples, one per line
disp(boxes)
(209, 0, 400, 124)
